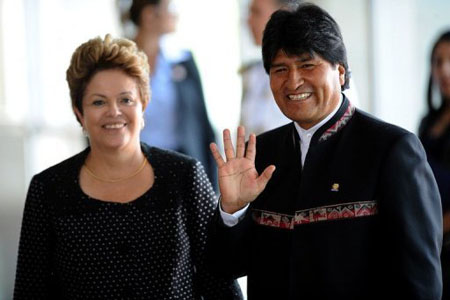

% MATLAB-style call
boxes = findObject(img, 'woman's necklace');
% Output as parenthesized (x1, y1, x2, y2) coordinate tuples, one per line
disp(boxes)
(84, 157, 147, 183)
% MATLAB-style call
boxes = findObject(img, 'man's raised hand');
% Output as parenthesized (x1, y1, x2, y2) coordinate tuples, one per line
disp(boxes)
(209, 126, 276, 214)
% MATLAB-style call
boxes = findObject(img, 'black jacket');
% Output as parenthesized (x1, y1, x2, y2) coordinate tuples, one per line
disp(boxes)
(208, 97, 442, 300)
(14, 143, 242, 300)
(172, 54, 217, 187)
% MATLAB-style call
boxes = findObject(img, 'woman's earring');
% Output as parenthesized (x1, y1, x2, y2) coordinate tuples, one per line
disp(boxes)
(141, 118, 145, 130)
(82, 127, 89, 137)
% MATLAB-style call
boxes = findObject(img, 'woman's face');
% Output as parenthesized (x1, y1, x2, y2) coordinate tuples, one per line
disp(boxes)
(432, 41, 450, 99)
(75, 69, 143, 152)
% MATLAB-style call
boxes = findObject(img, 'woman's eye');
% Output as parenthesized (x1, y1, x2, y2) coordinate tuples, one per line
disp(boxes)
(92, 100, 104, 106)
(122, 98, 133, 104)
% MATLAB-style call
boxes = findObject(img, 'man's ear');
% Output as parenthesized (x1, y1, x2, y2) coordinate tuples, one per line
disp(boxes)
(338, 64, 346, 86)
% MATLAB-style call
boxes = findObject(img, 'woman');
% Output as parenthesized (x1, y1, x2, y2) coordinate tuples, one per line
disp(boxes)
(129, 0, 217, 187)
(419, 30, 450, 299)
(13, 34, 242, 299)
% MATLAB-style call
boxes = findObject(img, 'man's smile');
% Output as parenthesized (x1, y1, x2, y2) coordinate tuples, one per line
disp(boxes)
(287, 92, 312, 101)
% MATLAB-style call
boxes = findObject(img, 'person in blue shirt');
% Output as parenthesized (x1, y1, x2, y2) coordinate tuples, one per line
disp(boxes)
(130, 0, 217, 187)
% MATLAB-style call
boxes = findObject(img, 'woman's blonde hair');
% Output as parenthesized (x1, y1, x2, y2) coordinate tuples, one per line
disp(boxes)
(66, 34, 150, 124)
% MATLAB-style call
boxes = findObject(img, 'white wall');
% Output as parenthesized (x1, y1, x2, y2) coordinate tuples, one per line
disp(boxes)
(369, 0, 450, 132)
(314, 0, 450, 133)
(371, 0, 420, 132)
(173, 0, 242, 135)
(313, 0, 372, 111)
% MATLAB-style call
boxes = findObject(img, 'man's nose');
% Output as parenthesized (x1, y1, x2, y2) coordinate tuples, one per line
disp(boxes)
(286, 70, 304, 90)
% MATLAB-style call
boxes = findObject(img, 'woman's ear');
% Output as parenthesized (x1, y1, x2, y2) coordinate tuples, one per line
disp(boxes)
(73, 107, 84, 127)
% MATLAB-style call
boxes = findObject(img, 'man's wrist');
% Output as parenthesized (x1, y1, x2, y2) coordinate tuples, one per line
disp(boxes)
(220, 196, 247, 214)
(219, 196, 250, 227)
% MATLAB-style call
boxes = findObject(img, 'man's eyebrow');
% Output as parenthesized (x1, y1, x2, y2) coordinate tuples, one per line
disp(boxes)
(270, 62, 286, 69)
(296, 56, 313, 62)
(270, 55, 313, 69)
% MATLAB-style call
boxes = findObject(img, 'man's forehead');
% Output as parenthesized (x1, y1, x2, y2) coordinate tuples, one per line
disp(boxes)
(272, 49, 316, 61)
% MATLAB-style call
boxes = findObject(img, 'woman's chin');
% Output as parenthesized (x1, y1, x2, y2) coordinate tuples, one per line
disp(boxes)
(90, 137, 135, 151)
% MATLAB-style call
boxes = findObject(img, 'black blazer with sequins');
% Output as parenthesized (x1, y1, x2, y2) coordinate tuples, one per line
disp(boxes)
(14, 143, 242, 300)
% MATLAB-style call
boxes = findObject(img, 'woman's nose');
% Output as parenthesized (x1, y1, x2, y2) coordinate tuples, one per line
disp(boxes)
(107, 102, 121, 116)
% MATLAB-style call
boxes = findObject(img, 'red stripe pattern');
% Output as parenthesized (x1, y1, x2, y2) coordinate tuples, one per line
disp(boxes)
(252, 201, 378, 230)
(319, 103, 356, 142)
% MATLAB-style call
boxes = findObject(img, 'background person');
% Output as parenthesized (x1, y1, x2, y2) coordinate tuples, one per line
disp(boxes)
(129, 0, 217, 187)
(208, 3, 442, 299)
(419, 29, 450, 300)
(13, 34, 242, 300)
(240, 0, 291, 136)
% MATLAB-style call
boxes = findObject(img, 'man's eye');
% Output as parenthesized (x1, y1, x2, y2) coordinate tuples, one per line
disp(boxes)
(272, 68, 286, 73)
(301, 64, 314, 68)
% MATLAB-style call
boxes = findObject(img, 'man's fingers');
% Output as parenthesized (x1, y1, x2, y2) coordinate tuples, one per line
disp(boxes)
(236, 126, 246, 158)
(223, 129, 235, 161)
(246, 133, 256, 161)
(210, 143, 225, 167)
(256, 165, 276, 191)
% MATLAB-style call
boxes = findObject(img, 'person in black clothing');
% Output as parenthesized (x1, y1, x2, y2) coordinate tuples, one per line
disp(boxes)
(13, 34, 242, 300)
(419, 30, 450, 300)
(207, 2, 442, 299)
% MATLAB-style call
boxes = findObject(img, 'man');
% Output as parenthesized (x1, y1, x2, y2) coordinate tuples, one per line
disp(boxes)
(208, 3, 442, 299)
(240, 0, 291, 136)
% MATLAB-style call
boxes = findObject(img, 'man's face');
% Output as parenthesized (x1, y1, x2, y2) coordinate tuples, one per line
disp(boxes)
(269, 50, 345, 129)
(247, 0, 279, 46)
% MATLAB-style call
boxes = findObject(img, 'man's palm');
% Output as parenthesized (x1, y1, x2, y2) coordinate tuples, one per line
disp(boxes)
(210, 127, 275, 214)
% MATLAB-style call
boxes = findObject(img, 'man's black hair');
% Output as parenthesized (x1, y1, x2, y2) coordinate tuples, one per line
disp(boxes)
(262, 2, 350, 90)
